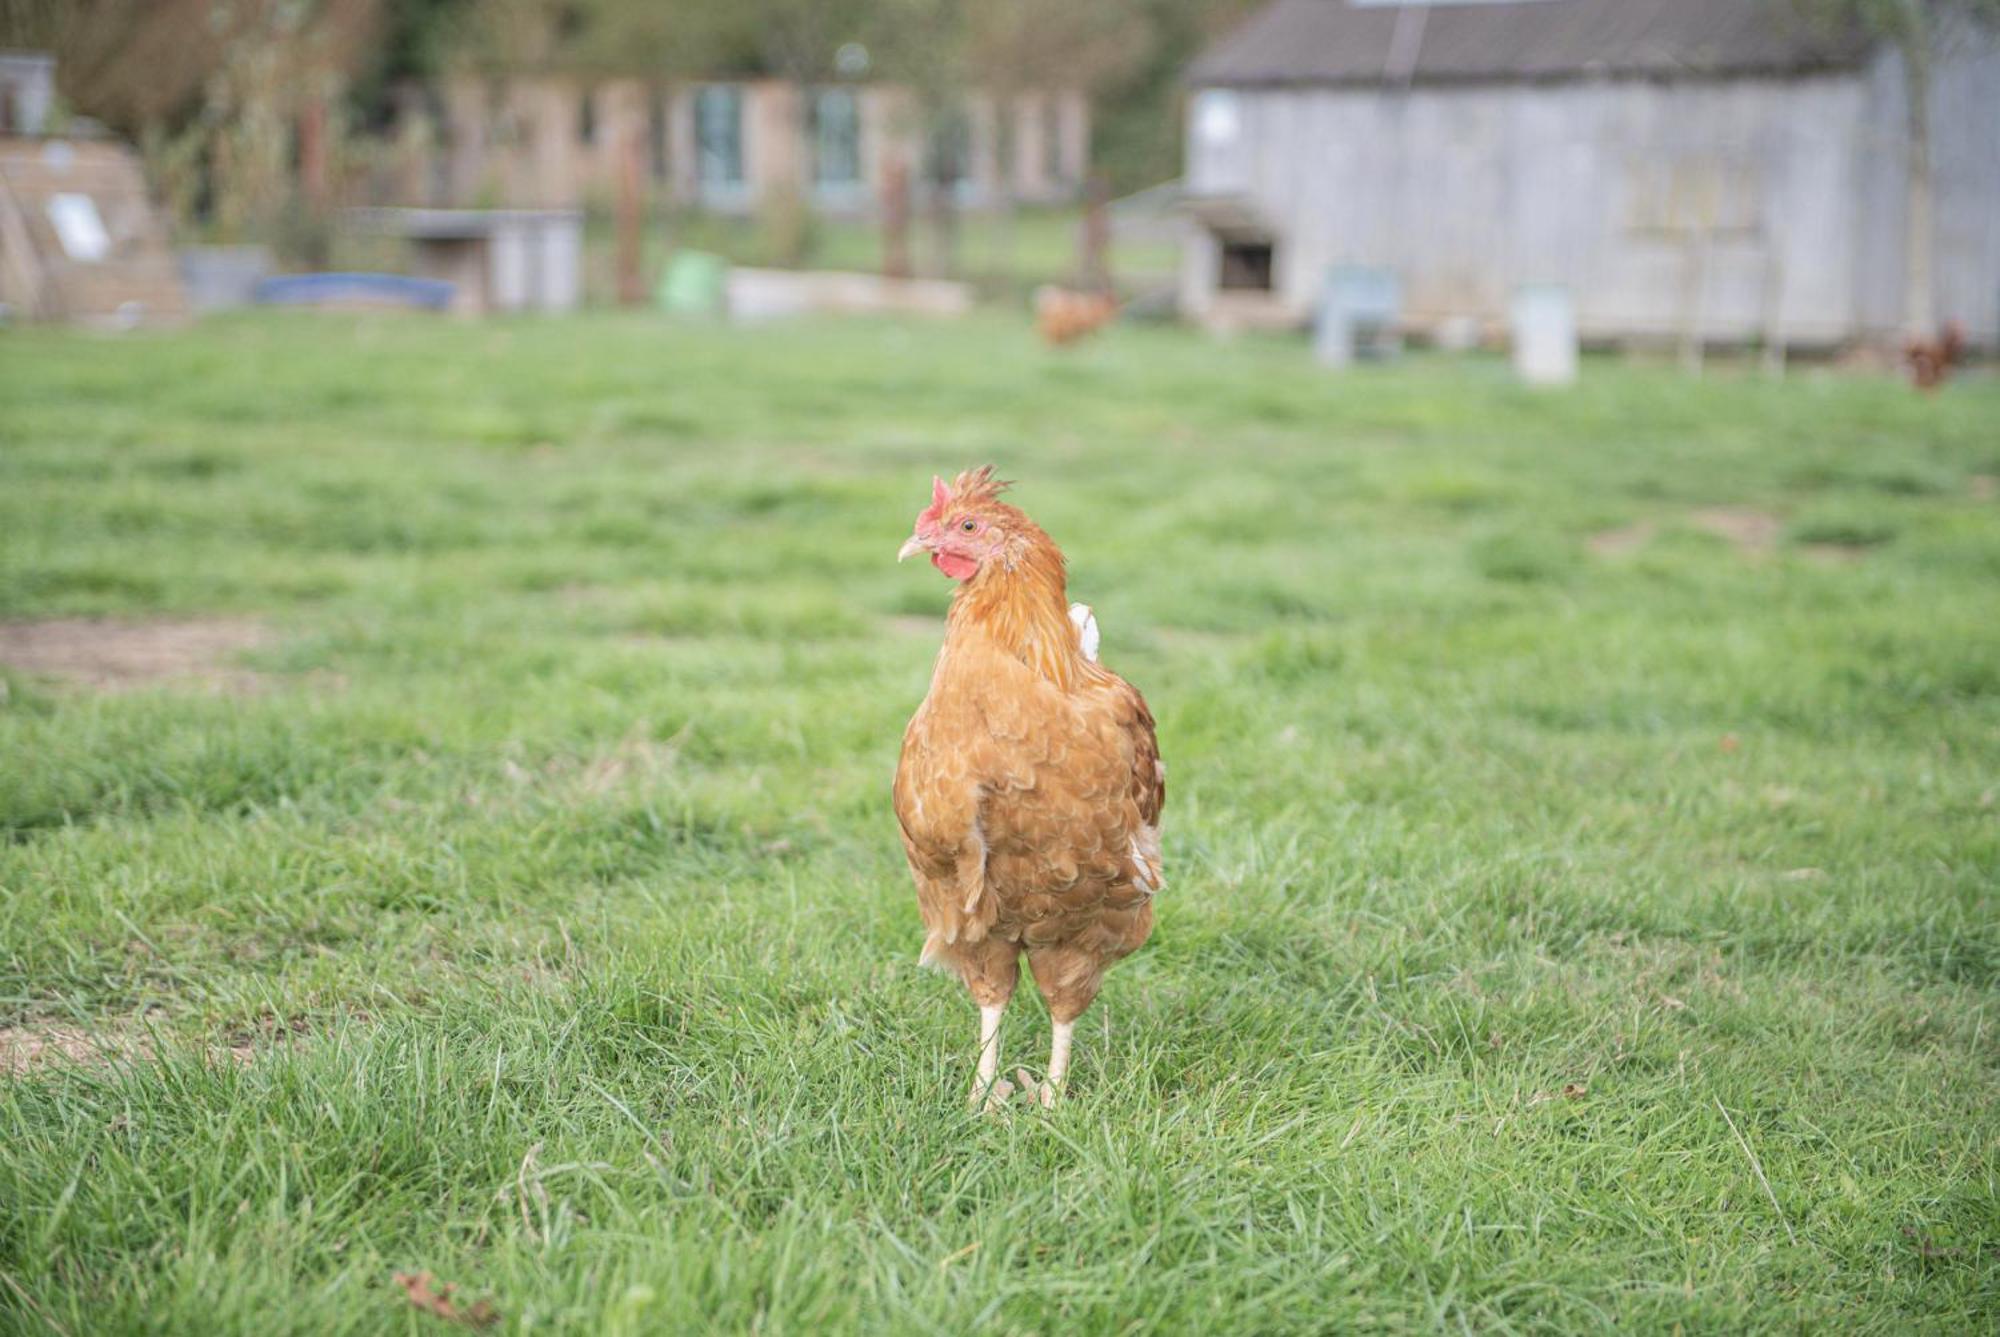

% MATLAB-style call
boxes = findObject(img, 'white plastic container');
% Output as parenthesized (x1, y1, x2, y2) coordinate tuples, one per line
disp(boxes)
(1510, 283, 1578, 386)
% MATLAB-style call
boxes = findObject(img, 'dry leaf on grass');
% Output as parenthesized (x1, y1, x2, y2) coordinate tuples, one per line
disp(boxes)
(393, 1272, 500, 1329)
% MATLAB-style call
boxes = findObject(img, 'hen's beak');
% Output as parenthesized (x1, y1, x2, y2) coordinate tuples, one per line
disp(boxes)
(897, 534, 927, 562)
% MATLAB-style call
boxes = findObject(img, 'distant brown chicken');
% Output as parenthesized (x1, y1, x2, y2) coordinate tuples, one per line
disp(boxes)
(1035, 286, 1119, 346)
(1906, 320, 1966, 391)
(894, 468, 1163, 1108)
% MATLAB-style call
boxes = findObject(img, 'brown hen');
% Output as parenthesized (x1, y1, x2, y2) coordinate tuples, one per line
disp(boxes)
(1035, 286, 1119, 346)
(894, 468, 1164, 1109)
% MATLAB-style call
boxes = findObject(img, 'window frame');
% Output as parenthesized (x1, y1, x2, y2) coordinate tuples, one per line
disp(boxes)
(809, 86, 864, 203)
(694, 83, 748, 203)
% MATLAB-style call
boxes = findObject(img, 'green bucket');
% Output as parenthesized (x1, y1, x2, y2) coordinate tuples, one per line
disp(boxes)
(658, 251, 728, 318)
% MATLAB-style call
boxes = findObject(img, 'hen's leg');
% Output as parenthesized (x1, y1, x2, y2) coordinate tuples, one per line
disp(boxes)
(972, 1002, 1013, 1110)
(958, 940, 1020, 1111)
(1015, 1020, 1075, 1109)
(1020, 948, 1103, 1107)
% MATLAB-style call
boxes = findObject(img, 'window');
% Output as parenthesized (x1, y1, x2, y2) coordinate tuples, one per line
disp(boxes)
(1194, 90, 1240, 147)
(810, 88, 861, 193)
(1219, 240, 1274, 292)
(648, 91, 668, 179)
(695, 85, 745, 190)
(925, 107, 970, 196)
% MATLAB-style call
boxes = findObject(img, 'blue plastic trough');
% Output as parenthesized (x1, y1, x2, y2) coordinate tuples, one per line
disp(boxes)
(254, 273, 455, 312)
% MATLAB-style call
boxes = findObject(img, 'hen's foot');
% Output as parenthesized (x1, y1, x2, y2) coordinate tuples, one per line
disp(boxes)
(969, 1074, 1016, 1113)
(1014, 1067, 1062, 1109)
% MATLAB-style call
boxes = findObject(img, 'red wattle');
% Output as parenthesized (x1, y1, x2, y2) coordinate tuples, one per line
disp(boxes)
(932, 551, 979, 581)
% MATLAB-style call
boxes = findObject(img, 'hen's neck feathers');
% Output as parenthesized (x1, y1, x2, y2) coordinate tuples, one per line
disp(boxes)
(946, 519, 1099, 692)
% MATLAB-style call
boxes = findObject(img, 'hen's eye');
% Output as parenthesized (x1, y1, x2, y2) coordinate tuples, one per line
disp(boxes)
(960, 519, 977, 532)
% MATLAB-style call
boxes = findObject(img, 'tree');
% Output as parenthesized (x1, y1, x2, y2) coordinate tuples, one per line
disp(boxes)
(863, 0, 971, 276)
(1090, 0, 1263, 193)
(448, 1, 754, 294)
(961, 0, 1145, 287)
(1, 0, 223, 133)
(3, 0, 382, 257)
(1796, 0, 2000, 336)
(742, 0, 875, 264)
(3, 0, 376, 140)
(866, 0, 1149, 280)
(452, 0, 750, 81)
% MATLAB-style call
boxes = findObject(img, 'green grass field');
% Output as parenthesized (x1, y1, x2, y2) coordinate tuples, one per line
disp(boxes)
(651, 203, 1177, 292)
(1, 313, 1996, 1333)
(336, 205, 1177, 311)
(560, 205, 1178, 306)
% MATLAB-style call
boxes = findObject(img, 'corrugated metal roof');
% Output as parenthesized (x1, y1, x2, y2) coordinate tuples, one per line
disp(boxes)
(1188, 0, 1875, 87)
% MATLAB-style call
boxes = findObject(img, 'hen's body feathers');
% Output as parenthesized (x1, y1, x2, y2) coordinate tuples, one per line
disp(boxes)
(894, 471, 1163, 1047)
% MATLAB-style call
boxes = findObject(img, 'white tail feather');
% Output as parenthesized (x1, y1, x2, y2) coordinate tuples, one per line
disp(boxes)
(1068, 603, 1099, 662)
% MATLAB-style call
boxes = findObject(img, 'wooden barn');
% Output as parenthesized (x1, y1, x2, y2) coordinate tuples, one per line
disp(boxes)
(1180, 0, 2000, 349)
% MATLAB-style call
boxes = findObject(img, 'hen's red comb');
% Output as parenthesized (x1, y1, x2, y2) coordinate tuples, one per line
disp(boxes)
(918, 475, 950, 525)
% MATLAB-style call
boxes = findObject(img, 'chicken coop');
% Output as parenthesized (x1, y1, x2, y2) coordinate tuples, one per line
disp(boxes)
(0, 133, 189, 328)
(345, 208, 583, 315)
(1182, 0, 2000, 350)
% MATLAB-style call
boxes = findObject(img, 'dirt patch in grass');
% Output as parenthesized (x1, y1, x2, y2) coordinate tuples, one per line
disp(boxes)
(1688, 507, 1783, 555)
(1586, 521, 1658, 557)
(0, 1021, 153, 1076)
(1591, 509, 1879, 567)
(218, 1011, 347, 1067)
(0, 617, 269, 692)
(495, 729, 688, 799)
(1590, 509, 1789, 560)
(2, 1007, 360, 1078)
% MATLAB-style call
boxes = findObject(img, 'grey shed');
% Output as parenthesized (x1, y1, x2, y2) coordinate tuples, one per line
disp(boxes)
(1180, 0, 2000, 348)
